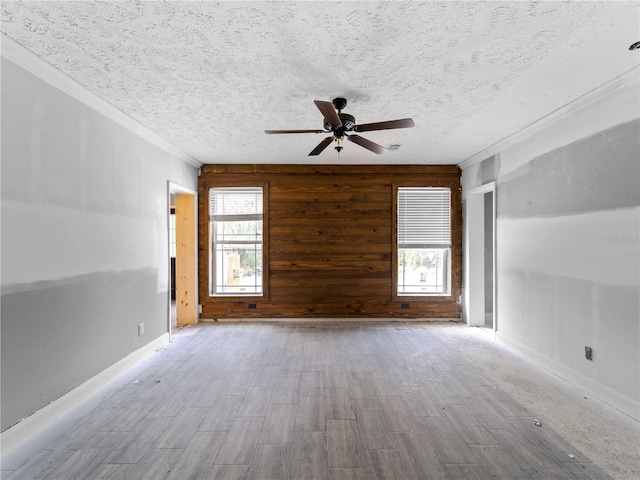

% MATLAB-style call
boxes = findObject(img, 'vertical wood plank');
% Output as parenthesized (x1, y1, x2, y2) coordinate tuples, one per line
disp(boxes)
(176, 192, 197, 325)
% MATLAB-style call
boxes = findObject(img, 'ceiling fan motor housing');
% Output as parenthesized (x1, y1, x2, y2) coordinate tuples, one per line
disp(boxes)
(325, 112, 356, 135)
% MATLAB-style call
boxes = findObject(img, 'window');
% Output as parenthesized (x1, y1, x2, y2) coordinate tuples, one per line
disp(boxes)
(209, 187, 263, 296)
(397, 187, 451, 296)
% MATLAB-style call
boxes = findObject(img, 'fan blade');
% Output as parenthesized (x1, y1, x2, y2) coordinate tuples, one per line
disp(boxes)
(347, 135, 387, 154)
(265, 129, 326, 134)
(309, 136, 334, 156)
(314, 100, 342, 127)
(354, 118, 415, 132)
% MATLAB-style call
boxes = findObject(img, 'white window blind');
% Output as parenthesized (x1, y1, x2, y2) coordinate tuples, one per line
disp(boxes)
(209, 187, 263, 296)
(209, 187, 263, 222)
(398, 187, 451, 249)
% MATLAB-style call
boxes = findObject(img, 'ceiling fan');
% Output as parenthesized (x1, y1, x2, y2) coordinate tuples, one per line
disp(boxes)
(265, 97, 415, 156)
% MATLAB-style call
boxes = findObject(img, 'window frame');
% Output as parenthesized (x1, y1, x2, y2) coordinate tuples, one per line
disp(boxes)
(392, 183, 454, 300)
(208, 182, 269, 300)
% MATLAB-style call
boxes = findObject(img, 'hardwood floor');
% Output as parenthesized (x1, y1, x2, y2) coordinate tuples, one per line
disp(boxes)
(2, 322, 612, 479)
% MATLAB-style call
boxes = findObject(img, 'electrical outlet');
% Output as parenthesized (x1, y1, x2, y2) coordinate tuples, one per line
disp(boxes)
(585, 346, 593, 361)
(138, 323, 144, 336)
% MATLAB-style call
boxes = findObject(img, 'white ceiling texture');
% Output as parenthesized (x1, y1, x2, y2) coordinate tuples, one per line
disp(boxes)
(2, 1, 639, 165)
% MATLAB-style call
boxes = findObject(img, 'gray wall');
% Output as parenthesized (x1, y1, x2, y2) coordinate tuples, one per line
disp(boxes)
(1, 57, 198, 431)
(462, 84, 640, 415)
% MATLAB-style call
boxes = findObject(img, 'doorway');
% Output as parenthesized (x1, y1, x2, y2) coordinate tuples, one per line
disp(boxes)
(464, 182, 496, 332)
(168, 182, 198, 337)
(170, 199, 177, 330)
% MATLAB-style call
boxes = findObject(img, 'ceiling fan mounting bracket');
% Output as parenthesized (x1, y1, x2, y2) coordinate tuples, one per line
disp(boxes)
(332, 97, 348, 112)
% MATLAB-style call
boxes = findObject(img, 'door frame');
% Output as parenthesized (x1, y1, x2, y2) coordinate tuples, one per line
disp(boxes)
(464, 182, 497, 333)
(167, 182, 198, 339)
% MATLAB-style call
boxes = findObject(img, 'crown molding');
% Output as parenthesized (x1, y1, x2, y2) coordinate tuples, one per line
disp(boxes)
(1, 34, 202, 168)
(460, 65, 640, 171)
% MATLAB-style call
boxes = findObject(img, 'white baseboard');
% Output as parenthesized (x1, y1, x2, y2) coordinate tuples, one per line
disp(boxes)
(0, 333, 170, 454)
(496, 331, 639, 421)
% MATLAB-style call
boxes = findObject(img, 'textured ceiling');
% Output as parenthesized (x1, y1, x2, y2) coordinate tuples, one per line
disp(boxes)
(2, 1, 639, 165)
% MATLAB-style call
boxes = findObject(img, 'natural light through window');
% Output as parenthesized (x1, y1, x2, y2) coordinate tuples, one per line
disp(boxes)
(397, 187, 451, 296)
(209, 187, 263, 296)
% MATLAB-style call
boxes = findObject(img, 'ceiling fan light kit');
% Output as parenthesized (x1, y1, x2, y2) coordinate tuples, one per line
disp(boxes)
(265, 97, 415, 156)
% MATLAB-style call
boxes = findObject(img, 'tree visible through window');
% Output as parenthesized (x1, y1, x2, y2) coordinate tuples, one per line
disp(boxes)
(209, 187, 263, 296)
(397, 187, 451, 296)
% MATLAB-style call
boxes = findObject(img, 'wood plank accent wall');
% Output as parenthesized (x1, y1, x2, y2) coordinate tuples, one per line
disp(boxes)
(198, 164, 462, 319)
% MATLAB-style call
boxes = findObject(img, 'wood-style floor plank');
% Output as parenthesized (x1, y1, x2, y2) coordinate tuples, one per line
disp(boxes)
(289, 432, 328, 480)
(184, 379, 226, 408)
(258, 404, 297, 445)
(378, 395, 420, 433)
(325, 387, 356, 420)
(153, 407, 208, 449)
(103, 417, 171, 463)
(199, 395, 244, 431)
(419, 415, 479, 465)
(440, 403, 500, 447)
(3, 449, 75, 480)
(329, 467, 368, 480)
(125, 448, 182, 480)
(2, 322, 613, 480)
(443, 464, 491, 480)
(468, 444, 537, 479)
(237, 386, 272, 417)
(327, 419, 365, 468)
(394, 431, 447, 479)
(220, 371, 255, 396)
(299, 371, 325, 396)
(294, 395, 326, 432)
(84, 464, 136, 480)
(164, 431, 226, 480)
(248, 444, 290, 480)
(354, 407, 397, 450)
(270, 377, 300, 404)
(365, 449, 408, 480)
(206, 465, 251, 480)
(214, 417, 263, 465)
(45, 432, 127, 480)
